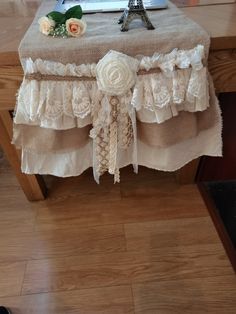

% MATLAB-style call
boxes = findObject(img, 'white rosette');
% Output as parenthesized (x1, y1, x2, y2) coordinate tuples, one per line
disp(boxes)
(96, 50, 139, 96)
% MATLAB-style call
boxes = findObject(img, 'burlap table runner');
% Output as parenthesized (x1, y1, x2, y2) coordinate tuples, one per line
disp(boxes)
(13, 0, 222, 181)
(19, 1, 210, 64)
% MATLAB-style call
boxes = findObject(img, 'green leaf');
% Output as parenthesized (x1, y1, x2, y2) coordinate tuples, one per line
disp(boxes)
(47, 11, 66, 24)
(65, 5, 83, 20)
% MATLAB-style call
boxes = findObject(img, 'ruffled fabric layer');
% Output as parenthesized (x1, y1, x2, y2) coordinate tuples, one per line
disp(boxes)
(15, 45, 209, 129)
(15, 80, 94, 129)
(20, 116, 222, 177)
(132, 67, 208, 123)
(13, 46, 222, 182)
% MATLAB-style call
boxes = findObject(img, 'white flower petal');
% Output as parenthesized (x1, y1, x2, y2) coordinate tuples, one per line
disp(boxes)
(96, 51, 139, 96)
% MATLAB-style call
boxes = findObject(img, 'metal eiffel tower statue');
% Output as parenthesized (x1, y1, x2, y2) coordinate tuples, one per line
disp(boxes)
(118, 0, 155, 32)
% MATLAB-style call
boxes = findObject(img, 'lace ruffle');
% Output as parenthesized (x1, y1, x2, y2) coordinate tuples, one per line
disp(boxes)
(15, 79, 98, 129)
(14, 45, 210, 182)
(16, 45, 208, 127)
(22, 58, 97, 77)
(139, 44, 205, 72)
(132, 67, 209, 124)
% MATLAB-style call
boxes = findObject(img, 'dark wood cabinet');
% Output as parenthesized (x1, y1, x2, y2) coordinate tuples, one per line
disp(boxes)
(197, 92, 236, 272)
(197, 93, 236, 182)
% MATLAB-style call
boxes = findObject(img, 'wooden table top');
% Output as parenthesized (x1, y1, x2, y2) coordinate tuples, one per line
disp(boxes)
(0, 0, 236, 66)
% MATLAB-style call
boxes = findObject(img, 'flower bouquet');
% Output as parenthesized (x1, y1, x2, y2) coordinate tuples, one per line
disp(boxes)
(38, 5, 86, 37)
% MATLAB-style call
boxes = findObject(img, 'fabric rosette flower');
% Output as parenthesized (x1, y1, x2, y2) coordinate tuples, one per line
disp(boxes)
(38, 16, 55, 35)
(96, 51, 139, 96)
(66, 18, 87, 37)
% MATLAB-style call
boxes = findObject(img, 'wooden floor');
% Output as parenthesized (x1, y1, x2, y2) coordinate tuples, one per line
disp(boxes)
(0, 152, 236, 314)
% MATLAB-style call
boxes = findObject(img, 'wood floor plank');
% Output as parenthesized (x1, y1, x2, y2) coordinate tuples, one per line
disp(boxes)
(0, 212, 35, 234)
(0, 222, 125, 262)
(132, 275, 236, 314)
(1, 153, 235, 311)
(22, 243, 233, 295)
(125, 216, 220, 251)
(36, 169, 207, 231)
(0, 261, 26, 298)
(35, 196, 208, 232)
(0, 197, 36, 233)
(0, 231, 34, 262)
(0, 285, 134, 314)
(31, 224, 126, 260)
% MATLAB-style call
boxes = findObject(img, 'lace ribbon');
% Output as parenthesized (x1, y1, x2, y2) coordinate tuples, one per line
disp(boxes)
(90, 95, 134, 183)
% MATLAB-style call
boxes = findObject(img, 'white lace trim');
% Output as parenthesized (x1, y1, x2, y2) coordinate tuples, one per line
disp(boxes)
(133, 67, 209, 124)
(22, 57, 97, 77)
(139, 44, 205, 72)
(14, 45, 211, 183)
(15, 45, 208, 128)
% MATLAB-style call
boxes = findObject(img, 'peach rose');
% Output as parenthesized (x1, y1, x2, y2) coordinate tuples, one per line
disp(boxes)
(38, 16, 55, 36)
(66, 18, 87, 37)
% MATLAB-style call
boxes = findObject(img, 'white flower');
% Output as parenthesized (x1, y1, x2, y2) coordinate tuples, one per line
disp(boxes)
(38, 16, 55, 36)
(66, 18, 87, 37)
(96, 51, 139, 96)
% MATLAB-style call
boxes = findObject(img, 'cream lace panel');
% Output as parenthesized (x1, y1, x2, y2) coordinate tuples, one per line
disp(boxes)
(15, 79, 96, 129)
(15, 45, 209, 128)
(14, 45, 209, 182)
(132, 67, 209, 124)
(139, 44, 205, 72)
(21, 57, 97, 77)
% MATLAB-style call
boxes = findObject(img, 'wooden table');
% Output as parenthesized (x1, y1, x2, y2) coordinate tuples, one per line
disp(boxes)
(0, 0, 236, 201)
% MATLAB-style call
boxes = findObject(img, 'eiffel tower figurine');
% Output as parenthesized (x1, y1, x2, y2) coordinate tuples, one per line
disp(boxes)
(118, 0, 155, 32)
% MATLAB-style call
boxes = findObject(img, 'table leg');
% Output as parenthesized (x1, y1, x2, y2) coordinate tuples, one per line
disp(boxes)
(176, 158, 200, 184)
(0, 110, 46, 201)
